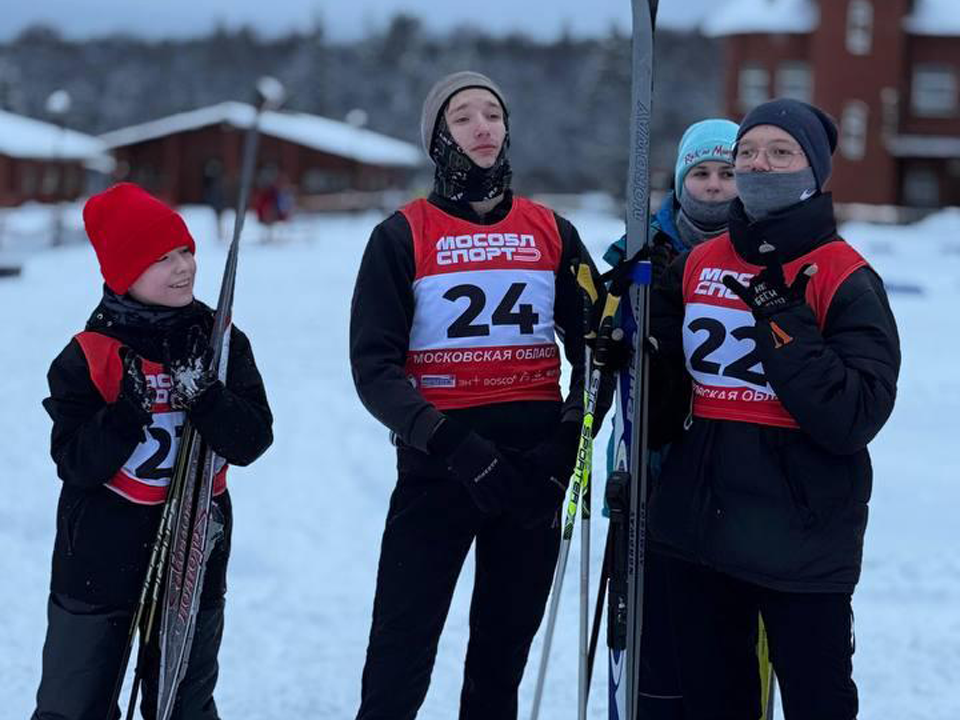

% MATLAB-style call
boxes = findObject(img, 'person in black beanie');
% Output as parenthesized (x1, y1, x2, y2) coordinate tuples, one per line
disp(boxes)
(733, 97, 838, 220)
(349, 71, 606, 719)
(644, 97, 901, 720)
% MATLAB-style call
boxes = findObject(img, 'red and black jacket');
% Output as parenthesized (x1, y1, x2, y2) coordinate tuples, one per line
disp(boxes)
(648, 194, 900, 594)
(349, 191, 603, 476)
(43, 295, 272, 607)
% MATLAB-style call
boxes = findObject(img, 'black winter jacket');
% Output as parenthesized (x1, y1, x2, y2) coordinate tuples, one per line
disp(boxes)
(648, 194, 900, 593)
(349, 191, 603, 475)
(43, 293, 273, 607)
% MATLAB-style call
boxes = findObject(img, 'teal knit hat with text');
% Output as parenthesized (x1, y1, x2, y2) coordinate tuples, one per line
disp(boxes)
(674, 118, 738, 198)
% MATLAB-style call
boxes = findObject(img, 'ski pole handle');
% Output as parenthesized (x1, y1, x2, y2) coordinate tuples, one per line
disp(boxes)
(575, 262, 599, 305)
(592, 293, 621, 368)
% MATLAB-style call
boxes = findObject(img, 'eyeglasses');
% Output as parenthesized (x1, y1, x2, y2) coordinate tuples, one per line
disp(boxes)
(734, 144, 805, 169)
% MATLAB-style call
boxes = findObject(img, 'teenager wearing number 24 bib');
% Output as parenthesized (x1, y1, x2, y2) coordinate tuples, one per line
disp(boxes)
(349, 71, 605, 719)
(647, 99, 901, 720)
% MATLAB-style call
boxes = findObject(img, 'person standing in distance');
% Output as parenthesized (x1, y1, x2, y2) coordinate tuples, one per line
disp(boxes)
(349, 71, 604, 720)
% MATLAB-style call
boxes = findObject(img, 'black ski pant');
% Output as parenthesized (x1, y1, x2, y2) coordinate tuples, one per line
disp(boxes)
(636, 548, 684, 720)
(32, 592, 225, 720)
(356, 470, 561, 720)
(665, 557, 857, 720)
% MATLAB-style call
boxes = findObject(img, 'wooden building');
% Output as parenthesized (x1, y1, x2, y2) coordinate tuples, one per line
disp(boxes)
(705, 0, 960, 207)
(100, 102, 424, 210)
(0, 109, 112, 207)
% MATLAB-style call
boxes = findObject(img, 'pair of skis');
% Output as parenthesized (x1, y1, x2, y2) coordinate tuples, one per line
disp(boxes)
(528, 4, 656, 717)
(106, 77, 284, 720)
(608, 3, 779, 719)
(606, 2, 657, 718)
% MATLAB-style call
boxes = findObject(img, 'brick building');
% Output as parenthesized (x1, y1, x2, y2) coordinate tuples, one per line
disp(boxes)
(705, 0, 960, 207)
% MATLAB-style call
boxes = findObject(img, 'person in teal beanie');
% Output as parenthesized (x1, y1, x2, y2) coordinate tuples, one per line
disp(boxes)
(605, 117, 738, 268)
(602, 117, 738, 720)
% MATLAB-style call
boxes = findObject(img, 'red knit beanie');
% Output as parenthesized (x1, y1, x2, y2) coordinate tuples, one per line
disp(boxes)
(83, 183, 196, 295)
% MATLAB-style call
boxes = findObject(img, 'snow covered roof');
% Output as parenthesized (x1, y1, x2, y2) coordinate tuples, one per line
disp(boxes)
(703, 0, 960, 38)
(0, 109, 114, 171)
(886, 134, 960, 159)
(99, 102, 423, 168)
(702, 0, 818, 38)
(904, 0, 960, 36)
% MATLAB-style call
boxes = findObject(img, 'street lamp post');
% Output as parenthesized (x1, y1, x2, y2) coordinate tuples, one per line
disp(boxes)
(45, 89, 71, 247)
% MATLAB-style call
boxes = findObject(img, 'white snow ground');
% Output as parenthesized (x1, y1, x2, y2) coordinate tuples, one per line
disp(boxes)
(1, 202, 957, 719)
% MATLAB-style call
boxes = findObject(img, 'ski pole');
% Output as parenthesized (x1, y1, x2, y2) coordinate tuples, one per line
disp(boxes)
(154, 76, 287, 720)
(530, 266, 596, 720)
(577, 265, 622, 718)
(586, 526, 611, 694)
(766, 671, 779, 720)
(122, 428, 198, 720)
(577, 263, 599, 720)
(763, 670, 778, 720)
(105, 420, 195, 720)
(759, 616, 778, 720)
(582, 278, 622, 717)
(530, 264, 618, 720)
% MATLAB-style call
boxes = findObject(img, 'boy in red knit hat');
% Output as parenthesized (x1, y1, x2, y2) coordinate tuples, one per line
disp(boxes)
(32, 183, 273, 720)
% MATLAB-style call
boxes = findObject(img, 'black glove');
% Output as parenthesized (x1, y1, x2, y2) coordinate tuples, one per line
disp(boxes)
(591, 327, 631, 372)
(592, 239, 675, 374)
(602, 238, 675, 295)
(117, 348, 154, 426)
(648, 238, 676, 287)
(504, 421, 582, 528)
(164, 325, 220, 411)
(428, 417, 518, 515)
(722, 255, 817, 320)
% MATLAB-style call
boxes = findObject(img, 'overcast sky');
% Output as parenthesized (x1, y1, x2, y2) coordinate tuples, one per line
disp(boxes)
(1, 0, 716, 41)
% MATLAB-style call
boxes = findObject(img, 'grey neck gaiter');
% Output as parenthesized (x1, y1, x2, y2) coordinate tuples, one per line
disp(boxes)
(675, 192, 733, 247)
(735, 168, 818, 221)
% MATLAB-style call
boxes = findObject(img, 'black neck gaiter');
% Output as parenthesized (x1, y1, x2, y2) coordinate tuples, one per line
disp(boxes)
(97, 286, 189, 331)
(430, 118, 512, 203)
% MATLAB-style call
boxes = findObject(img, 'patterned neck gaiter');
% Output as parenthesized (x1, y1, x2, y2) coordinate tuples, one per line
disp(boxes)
(430, 117, 512, 203)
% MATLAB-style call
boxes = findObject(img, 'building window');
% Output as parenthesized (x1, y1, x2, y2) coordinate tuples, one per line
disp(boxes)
(840, 101, 869, 161)
(302, 168, 349, 193)
(846, 0, 873, 55)
(776, 63, 813, 103)
(738, 65, 769, 111)
(41, 165, 60, 195)
(64, 166, 81, 196)
(130, 163, 161, 194)
(20, 164, 38, 195)
(912, 66, 958, 117)
(903, 165, 940, 207)
(880, 87, 899, 135)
